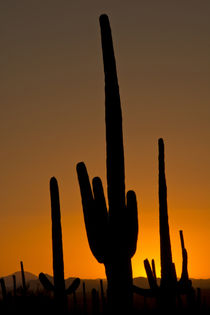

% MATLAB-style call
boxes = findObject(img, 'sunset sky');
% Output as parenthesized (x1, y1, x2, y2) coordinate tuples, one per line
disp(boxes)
(0, 1, 209, 280)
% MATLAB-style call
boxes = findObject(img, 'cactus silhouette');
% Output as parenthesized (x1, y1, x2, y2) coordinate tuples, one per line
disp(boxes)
(144, 259, 158, 290)
(179, 230, 191, 290)
(91, 288, 99, 315)
(100, 279, 106, 314)
(133, 139, 194, 311)
(159, 139, 193, 296)
(73, 289, 78, 314)
(20, 261, 27, 295)
(82, 282, 87, 315)
(76, 14, 138, 314)
(158, 138, 177, 289)
(0, 278, 7, 301)
(39, 177, 80, 313)
(12, 275, 16, 297)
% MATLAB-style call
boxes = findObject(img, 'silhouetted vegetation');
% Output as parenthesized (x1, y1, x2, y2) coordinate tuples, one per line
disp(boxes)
(0, 13, 210, 315)
(133, 139, 196, 313)
(39, 177, 80, 314)
(77, 14, 138, 315)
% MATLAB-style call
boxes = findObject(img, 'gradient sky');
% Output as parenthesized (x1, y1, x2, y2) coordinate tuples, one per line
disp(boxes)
(0, 1, 209, 279)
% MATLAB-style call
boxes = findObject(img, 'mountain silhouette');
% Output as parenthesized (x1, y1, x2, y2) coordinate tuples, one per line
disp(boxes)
(1, 272, 210, 293)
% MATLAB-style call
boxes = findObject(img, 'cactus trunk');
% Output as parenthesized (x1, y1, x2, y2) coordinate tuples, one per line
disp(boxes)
(100, 279, 106, 314)
(12, 275, 16, 297)
(100, 15, 125, 216)
(158, 139, 176, 289)
(105, 260, 133, 313)
(50, 178, 65, 292)
(0, 278, 7, 301)
(82, 282, 87, 315)
(50, 177, 67, 313)
(100, 14, 135, 314)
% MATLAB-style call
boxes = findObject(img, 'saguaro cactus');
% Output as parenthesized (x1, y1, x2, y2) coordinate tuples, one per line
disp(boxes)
(133, 139, 194, 310)
(158, 138, 177, 289)
(20, 261, 27, 294)
(77, 14, 138, 314)
(39, 177, 80, 313)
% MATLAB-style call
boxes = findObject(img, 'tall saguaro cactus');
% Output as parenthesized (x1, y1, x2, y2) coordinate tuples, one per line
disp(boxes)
(39, 177, 80, 313)
(158, 138, 177, 289)
(77, 14, 138, 314)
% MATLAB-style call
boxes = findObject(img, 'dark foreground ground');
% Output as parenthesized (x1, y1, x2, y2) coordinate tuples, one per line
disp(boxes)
(0, 288, 210, 315)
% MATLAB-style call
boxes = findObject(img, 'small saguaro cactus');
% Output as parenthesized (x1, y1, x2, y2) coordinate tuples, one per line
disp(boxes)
(77, 14, 138, 315)
(39, 177, 80, 313)
(20, 261, 27, 294)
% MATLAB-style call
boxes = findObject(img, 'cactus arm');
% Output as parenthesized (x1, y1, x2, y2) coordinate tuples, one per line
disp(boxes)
(76, 163, 107, 263)
(172, 262, 178, 283)
(144, 259, 158, 289)
(66, 278, 80, 295)
(132, 285, 156, 297)
(76, 162, 96, 245)
(39, 273, 54, 291)
(50, 177, 66, 295)
(126, 190, 138, 257)
(179, 230, 189, 280)
(180, 230, 185, 250)
(178, 230, 192, 290)
(180, 248, 188, 280)
(20, 261, 27, 293)
(151, 259, 157, 284)
(92, 177, 108, 224)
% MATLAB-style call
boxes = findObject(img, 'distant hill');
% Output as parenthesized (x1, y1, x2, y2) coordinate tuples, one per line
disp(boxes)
(2, 271, 38, 289)
(1, 272, 210, 294)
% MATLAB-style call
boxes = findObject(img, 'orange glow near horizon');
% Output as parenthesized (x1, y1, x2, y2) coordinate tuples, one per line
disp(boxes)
(1, 177, 210, 279)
